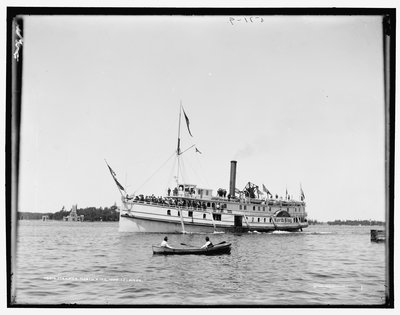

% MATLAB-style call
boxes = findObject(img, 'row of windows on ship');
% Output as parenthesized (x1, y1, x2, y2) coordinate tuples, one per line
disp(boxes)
(165, 209, 304, 223)
(131, 194, 303, 213)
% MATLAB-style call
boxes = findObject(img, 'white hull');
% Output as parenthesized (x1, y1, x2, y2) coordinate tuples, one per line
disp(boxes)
(119, 214, 217, 233)
(118, 202, 308, 233)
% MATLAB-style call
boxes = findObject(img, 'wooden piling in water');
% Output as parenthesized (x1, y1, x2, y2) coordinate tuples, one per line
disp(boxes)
(370, 229, 385, 242)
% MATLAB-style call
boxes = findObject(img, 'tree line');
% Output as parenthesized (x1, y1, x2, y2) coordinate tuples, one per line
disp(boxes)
(303, 219, 385, 226)
(307, 219, 322, 225)
(327, 219, 384, 226)
(18, 205, 120, 221)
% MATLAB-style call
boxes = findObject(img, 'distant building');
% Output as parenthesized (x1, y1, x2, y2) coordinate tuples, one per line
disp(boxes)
(63, 205, 84, 222)
(42, 215, 49, 221)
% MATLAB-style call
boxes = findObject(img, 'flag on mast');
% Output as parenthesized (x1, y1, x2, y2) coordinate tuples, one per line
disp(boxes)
(262, 184, 272, 198)
(300, 186, 305, 200)
(182, 107, 193, 137)
(105, 161, 125, 193)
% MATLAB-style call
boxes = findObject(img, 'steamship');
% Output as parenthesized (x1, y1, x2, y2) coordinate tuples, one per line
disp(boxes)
(107, 105, 308, 233)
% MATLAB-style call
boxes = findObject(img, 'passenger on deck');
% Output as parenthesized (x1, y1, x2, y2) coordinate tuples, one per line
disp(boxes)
(160, 236, 172, 249)
(201, 236, 213, 249)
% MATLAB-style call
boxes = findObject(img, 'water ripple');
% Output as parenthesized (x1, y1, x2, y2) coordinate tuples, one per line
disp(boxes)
(15, 221, 387, 305)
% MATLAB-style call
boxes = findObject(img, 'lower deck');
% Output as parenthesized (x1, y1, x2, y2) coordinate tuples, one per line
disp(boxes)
(119, 200, 308, 233)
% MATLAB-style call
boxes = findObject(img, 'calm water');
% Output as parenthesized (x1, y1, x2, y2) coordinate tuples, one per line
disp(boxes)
(14, 221, 387, 305)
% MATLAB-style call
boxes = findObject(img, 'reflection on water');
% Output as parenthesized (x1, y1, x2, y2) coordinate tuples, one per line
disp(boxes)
(15, 221, 386, 305)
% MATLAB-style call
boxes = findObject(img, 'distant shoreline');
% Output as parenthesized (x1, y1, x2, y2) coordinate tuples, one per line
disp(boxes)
(18, 211, 384, 226)
(18, 205, 119, 222)
(326, 220, 385, 226)
(309, 220, 385, 226)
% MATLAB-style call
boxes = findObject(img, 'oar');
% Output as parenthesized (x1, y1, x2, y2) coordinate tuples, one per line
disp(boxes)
(180, 243, 196, 247)
(181, 241, 227, 248)
(215, 241, 226, 245)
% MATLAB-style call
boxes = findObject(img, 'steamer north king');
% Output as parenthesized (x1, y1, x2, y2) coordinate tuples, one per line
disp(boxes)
(107, 105, 308, 233)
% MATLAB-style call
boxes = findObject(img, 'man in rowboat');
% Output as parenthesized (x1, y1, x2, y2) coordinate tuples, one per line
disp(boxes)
(200, 236, 213, 249)
(160, 236, 173, 249)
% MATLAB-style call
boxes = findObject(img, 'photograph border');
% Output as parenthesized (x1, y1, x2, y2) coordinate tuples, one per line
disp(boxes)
(5, 6, 395, 308)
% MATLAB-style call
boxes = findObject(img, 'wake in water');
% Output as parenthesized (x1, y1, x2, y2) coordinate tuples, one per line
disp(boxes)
(178, 231, 225, 235)
(302, 231, 336, 235)
(271, 230, 294, 234)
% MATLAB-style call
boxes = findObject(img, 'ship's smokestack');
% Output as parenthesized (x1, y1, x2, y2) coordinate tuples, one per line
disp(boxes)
(229, 160, 237, 197)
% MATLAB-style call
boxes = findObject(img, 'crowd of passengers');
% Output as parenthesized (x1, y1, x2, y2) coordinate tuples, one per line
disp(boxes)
(126, 192, 303, 206)
(128, 194, 223, 210)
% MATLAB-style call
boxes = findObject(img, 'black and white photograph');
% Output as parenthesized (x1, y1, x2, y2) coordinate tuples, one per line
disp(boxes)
(5, 5, 395, 308)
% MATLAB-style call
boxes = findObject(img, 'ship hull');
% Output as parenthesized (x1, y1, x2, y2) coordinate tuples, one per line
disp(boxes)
(119, 210, 308, 233)
(119, 213, 216, 233)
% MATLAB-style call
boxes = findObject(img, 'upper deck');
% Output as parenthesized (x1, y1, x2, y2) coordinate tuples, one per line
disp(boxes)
(129, 182, 307, 219)
(166, 183, 305, 207)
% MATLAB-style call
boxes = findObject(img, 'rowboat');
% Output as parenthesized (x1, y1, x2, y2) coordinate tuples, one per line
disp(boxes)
(152, 243, 231, 255)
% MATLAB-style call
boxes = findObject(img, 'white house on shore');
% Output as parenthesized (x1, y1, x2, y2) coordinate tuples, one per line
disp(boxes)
(63, 205, 84, 222)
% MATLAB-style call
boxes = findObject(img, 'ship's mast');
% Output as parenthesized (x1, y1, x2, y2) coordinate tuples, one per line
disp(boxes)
(176, 102, 182, 186)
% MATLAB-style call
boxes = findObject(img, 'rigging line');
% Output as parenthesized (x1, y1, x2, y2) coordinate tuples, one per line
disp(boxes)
(184, 156, 200, 185)
(208, 209, 217, 233)
(178, 155, 187, 184)
(134, 151, 176, 194)
(165, 156, 177, 191)
(243, 214, 251, 229)
(271, 216, 278, 230)
(194, 153, 210, 188)
(179, 205, 186, 234)
(180, 155, 194, 185)
(184, 152, 207, 188)
(179, 144, 195, 156)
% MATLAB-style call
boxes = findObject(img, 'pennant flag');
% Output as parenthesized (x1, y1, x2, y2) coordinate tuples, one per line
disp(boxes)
(113, 177, 125, 192)
(262, 184, 272, 197)
(107, 164, 116, 177)
(300, 187, 305, 200)
(195, 147, 202, 154)
(262, 184, 268, 193)
(182, 107, 193, 137)
(106, 162, 125, 192)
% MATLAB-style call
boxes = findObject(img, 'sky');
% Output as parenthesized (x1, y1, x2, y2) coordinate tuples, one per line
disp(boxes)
(17, 14, 387, 221)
